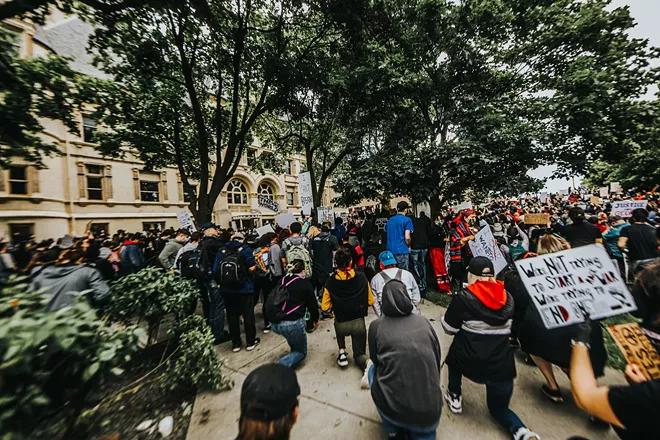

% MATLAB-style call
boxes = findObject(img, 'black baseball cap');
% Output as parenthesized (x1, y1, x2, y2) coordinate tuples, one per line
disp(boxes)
(241, 364, 300, 422)
(200, 222, 219, 231)
(396, 201, 410, 211)
(468, 256, 495, 277)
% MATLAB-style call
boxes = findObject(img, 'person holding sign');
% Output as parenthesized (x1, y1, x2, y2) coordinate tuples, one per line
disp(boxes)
(442, 256, 540, 440)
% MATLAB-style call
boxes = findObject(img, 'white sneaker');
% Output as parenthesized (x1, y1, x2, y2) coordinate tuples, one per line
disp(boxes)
(361, 360, 373, 389)
(444, 390, 462, 414)
(514, 427, 540, 440)
(246, 338, 261, 351)
(337, 352, 349, 368)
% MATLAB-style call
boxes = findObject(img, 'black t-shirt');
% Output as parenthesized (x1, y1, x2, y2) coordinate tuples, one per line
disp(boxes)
(411, 217, 429, 249)
(620, 223, 659, 261)
(561, 221, 602, 248)
(608, 379, 660, 440)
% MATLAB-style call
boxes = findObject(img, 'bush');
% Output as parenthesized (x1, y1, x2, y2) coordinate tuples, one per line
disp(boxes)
(0, 276, 144, 439)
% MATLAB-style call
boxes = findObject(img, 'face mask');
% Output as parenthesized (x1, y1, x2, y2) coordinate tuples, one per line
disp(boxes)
(183, 237, 190, 243)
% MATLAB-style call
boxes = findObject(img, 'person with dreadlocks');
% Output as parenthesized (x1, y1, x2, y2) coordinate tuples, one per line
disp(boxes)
(449, 209, 476, 292)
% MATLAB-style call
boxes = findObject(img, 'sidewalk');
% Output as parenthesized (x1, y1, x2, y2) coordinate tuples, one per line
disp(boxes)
(187, 300, 626, 440)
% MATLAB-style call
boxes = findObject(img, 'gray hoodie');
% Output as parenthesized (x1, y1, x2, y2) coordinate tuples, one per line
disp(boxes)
(31, 264, 110, 311)
(368, 279, 442, 427)
(158, 239, 184, 270)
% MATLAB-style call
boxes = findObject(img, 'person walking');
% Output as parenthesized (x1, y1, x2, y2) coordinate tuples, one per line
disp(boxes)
(385, 201, 414, 270)
(366, 277, 442, 439)
(267, 260, 320, 369)
(442, 256, 540, 440)
(322, 248, 374, 373)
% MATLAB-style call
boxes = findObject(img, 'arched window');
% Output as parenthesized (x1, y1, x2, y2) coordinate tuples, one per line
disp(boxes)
(227, 180, 248, 205)
(258, 182, 274, 200)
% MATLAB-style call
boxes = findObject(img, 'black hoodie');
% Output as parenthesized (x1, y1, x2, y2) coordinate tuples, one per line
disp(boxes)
(368, 280, 442, 427)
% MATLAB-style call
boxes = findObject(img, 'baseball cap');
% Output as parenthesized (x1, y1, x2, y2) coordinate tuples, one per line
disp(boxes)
(241, 363, 300, 422)
(396, 201, 410, 211)
(200, 222, 219, 231)
(379, 250, 397, 267)
(468, 256, 495, 277)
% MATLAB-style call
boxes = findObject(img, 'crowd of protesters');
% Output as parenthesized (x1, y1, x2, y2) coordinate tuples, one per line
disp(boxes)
(2, 187, 660, 440)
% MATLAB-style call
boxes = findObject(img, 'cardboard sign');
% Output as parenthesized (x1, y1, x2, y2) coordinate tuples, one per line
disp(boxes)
(255, 224, 275, 237)
(590, 196, 600, 205)
(524, 213, 550, 225)
(468, 225, 508, 274)
(176, 209, 196, 232)
(257, 194, 280, 212)
(375, 217, 388, 231)
(317, 206, 335, 227)
(515, 245, 635, 329)
(611, 200, 648, 218)
(275, 213, 297, 229)
(539, 192, 548, 203)
(611, 182, 623, 194)
(608, 323, 660, 380)
(297, 172, 314, 216)
(599, 187, 609, 198)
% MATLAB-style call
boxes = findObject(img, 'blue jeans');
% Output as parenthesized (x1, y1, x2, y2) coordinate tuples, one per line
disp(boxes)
(368, 364, 438, 440)
(447, 366, 524, 436)
(394, 253, 410, 271)
(271, 319, 308, 369)
(206, 281, 226, 340)
(411, 249, 428, 292)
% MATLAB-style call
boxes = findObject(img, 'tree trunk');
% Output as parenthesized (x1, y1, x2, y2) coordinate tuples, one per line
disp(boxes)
(429, 197, 443, 219)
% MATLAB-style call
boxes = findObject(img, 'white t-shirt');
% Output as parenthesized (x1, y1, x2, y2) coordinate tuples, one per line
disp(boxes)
(370, 267, 421, 316)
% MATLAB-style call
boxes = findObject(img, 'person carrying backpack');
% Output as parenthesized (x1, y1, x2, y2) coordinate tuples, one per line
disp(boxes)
(265, 260, 319, 369)
(282, 222, 313, 279)
(370, 251, 420, 317)
(311, 222, 339, 296)
(214, 232, 259, 352)
(363, 232, 385, 281)
(175, 231, 202, 273)
(252, 233, 284, 334)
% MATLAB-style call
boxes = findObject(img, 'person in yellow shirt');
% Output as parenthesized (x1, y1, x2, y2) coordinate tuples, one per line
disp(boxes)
(322, 248, 375, 382)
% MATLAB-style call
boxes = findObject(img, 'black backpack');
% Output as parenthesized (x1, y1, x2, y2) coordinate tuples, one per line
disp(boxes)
(179, 248, 207, 280)
(214, 245, 248, 288)
(264, 276, 303, 323)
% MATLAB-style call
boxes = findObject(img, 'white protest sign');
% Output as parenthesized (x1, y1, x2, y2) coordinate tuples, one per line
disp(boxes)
(176, 209, 196, 232)
(515, 245, 635, 329)
(458, 201, 473, 211)
(539, 192, 548, 204)
(297, 172, 314, 216)
(257, 194, 280, 212)
(611, 200, 647, 218)
(444, 241, 452, 281)
(610, 182, 623, 194)
(468, 225, 508, 274)
(275, 213, 297, 229)
(599, 187, 609, 198)
(317, 206, 335, 227)
(255, 224, 275, 237)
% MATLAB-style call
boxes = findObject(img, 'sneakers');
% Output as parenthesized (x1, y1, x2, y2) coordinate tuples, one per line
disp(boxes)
(513, 427, 540, 440)
(337, 352, 349, 368)
(246, 338, 261, 351)
(443, 390, 462, 414)
(232, 345, 241, 353)
(361, 359, 373, 389)
(541, 385, 563, 403)
(263, 324, 272, 334)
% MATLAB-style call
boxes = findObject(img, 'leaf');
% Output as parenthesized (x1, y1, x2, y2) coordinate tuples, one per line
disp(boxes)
(83, 362, 100, 383)
(99, 348, 116, 361)
(110, 367, 124, 376)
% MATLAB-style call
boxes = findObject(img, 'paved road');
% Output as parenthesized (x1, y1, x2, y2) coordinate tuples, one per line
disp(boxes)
(187, 300, 625, 440)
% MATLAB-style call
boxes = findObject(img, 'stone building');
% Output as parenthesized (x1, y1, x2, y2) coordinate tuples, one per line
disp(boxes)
(1, 15, 334, 240)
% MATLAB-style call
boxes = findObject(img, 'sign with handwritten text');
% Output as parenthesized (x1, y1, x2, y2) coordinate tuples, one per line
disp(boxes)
(297, 172, 314, 216)
(468, 225, 507, 274)
(611, 200, 647, 218)
(515, 245, 635, 329)
(258, 194, 280, 212)
(608, 323, 660, 380)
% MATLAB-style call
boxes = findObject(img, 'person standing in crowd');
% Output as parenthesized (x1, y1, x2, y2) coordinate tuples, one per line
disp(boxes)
(199, 223, 229, 344)
(361, 213, 377, 248)
(602, 215, 629, 277)
(503, 223, 529, 263)
(554, 207, 602, 248)
(158, 229, 190, 270)
(619, 208, 660, 279)
(311, 221, 339, 299)
(281, 222, 312, 278)
(367, 277, 442, 438)
(631, 263, 660, 353)
(119, 233, 144, 276)
(332, 217, 347, 242)
(442, 256, 540, 440)
(174, 231, 202, 271)
(410, 211, 430, 294)
(428, 214, 451, 293)
(385, 201, 414, 270)
(570, 315, 660, 440)
(371, 251, 421, 317)
(518, 234, 607, 405)
(268, 260, 320, 369)
(363, 232, 385, 281)
(253, 233, 275, 334)
(449, 209, 475, 291)
(236, 363, 301, 440)
(322, 248, 374, 372)
(216, 232, 259, 353)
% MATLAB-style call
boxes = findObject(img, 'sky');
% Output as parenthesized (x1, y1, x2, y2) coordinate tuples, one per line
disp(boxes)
(528, 0, 660, 192)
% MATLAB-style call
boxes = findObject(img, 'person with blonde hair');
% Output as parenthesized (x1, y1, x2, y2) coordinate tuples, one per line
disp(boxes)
(536, 234, 570, 255)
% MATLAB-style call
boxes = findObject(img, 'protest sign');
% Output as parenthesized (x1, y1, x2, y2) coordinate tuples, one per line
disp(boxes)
(255, 224, 275, 237)
(458, 201, 473, 211)
(275, 213, 297, 229)
(599, 187, 609, 198)
(524, 213, 550, 225)
(515, 245, 635, 329)
(539, 192, 548, 204)
(590, 196, 600, 205)
(375, 217, 388, 231)
(444, 241, 452, 281)
(611, 200, 648, 218)
(468, 225, 507, 274)
(257, 194, 280, 212)
(317, 206, 335, 227)
(610, 182, 623, 194)
(176, 209, 196, 232)
(608, 323, 660, 380)
(297, 172, 314, 216)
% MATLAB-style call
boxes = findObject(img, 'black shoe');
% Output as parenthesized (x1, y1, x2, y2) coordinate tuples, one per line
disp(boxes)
(541, 385, 563, 403)
(246, 337, 261, 351)
(214, 331, 232, 345)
